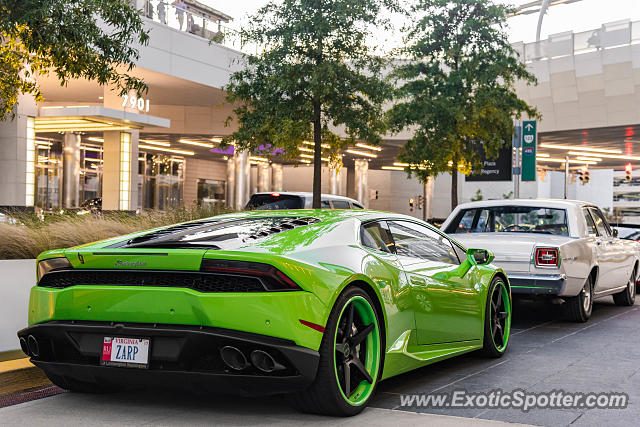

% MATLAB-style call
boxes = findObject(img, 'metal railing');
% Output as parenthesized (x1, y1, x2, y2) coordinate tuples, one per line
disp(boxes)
(513, 19, 640, 63)
(139, 0, 247, 52)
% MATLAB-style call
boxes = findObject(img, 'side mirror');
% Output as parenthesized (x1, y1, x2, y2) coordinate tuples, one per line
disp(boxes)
(612, 229, 619, 238)
(467, 248, 495, 266)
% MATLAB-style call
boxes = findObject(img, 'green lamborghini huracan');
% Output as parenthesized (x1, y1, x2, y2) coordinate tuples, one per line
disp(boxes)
(18, 210, 511, 416)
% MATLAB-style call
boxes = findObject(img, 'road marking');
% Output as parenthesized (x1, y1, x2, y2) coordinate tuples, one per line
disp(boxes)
(0, 359, 32, 374)
(550, 306, 639, 344)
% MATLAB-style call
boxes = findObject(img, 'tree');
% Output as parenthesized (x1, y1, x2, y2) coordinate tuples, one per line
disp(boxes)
(224, 0, 397, 208)
(0, 0, 149, 119)
(388, 0, 538, 210)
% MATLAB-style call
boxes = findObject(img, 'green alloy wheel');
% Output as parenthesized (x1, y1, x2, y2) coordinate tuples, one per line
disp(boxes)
(290, 287, 381, 416)
(482, 277, 511, 357)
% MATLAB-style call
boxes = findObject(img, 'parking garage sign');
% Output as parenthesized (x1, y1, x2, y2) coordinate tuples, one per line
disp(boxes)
(522, 120, 537, 181)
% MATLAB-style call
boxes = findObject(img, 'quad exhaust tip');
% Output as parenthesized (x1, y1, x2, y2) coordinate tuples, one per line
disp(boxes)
(220, 346, 249, 371)
(250, 350, 285, 373)
(19, 337, 28, 356)
(27, 335, 39, 357)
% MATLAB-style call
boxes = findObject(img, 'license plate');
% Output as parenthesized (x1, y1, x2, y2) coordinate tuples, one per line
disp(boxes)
(101, 337, 150, 369)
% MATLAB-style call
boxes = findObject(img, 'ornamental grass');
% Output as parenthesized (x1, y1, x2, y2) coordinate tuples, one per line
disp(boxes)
(0, 206, 230, 260)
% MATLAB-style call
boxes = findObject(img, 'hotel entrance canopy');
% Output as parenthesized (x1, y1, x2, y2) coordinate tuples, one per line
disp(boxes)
(35, 105, 170, 133)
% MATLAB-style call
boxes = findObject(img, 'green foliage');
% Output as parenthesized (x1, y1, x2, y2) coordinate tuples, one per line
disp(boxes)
(224, 0, 399, 207)
(502, 191, 513, 199)
(0, 0, 149, 119)
(387, 0, 539, 209)
(471, 189, 483, 201)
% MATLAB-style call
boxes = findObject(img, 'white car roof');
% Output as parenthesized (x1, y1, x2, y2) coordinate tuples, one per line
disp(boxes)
(453, 198, 596, 210)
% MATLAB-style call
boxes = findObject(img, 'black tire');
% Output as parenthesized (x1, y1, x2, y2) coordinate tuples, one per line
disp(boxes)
(481, 276, 511, 358)
(613, 268, 636, 306)
(288, 286, 383, 416)
(566, 276, 593, 322)
(46, 372, 117, 394)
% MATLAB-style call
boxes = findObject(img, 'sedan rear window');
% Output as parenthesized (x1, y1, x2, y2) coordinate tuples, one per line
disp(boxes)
(446, 206, 569, 236)
(246, 194, 304, 210)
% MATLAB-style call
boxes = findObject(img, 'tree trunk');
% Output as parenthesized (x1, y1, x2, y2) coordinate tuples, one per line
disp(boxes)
(312, 100, 322, 209)
(451, 160, 458, 211)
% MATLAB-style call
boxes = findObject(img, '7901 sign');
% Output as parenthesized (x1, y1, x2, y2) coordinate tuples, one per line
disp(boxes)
(121, 94, 150, 113)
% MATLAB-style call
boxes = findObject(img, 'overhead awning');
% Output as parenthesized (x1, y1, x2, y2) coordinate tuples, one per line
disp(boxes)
(35, 106, 170, 133)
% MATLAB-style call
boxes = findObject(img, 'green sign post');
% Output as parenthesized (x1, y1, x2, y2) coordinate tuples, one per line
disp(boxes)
(521, 120, 537, 181)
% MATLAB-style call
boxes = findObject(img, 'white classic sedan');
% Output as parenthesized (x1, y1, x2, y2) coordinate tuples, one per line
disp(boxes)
(442, 199, 640, 322)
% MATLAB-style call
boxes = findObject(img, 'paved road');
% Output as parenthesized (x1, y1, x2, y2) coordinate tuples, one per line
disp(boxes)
(0, 297, 637, 426)
(372, 297, 640, 426)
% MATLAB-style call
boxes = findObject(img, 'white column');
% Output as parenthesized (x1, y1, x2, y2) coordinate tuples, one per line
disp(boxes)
(424, 176, 434, 221)
(226, 157, 235, 209)
(62, 133, 81, 208)
(234, 149, 250, 210)
(354, 159, 369, 208)
(330, 166, 344, 195)
(271, 163, 283, 192)
(0, 95, 37, 206)
(102, 131, 138, 211)
(257, 162, 271, 192)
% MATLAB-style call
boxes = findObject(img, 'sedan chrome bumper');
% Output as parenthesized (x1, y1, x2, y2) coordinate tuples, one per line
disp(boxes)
(509, 273, 567, 296)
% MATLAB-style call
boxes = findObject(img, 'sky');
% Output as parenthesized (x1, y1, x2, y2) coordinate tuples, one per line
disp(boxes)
(204, 0, 640, 43)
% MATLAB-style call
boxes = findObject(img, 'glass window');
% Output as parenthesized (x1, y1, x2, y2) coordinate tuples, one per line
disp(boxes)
(589, 208, 611, 237)
(246, 194, 305, 210)
(388, 221, 459, 264)
(360, 222, 394, 253)
(446, 206, 569, 236)
(321, 200, 331, 208)
(583, 209, 598, 236)
(332, 200, 350, 209)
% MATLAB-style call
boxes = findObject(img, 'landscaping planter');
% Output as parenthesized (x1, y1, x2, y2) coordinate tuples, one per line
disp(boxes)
(0, 259, 36, 352)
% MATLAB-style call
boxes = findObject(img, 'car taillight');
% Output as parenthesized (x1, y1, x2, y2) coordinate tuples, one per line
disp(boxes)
(200, 259, 301, 291)
(535, 248, 560, 268)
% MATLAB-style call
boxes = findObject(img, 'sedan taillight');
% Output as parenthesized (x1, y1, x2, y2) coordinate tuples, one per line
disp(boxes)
(535, 248, 560, 268)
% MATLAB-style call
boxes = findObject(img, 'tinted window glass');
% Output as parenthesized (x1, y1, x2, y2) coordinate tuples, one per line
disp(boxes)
(446, 206, 569, 236)
(360, 222, 393, 253)
(352, 203, 364, 209)
(388, 221, 459, 264)
(583, 209, 598, 236)
(589, 208, 611, 237)
(332, 200, 350, 209)
(245, 194, 304, 210)
(321, 200, 331, 208)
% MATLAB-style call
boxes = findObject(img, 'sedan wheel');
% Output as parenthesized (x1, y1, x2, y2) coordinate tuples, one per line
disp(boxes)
(289, 287, 381, 416)
(613, 269, 636, 307)
(566, 276, 593, 322)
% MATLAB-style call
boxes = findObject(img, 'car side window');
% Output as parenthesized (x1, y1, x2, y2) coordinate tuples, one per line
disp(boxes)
(387, 221, 460, 265)
(320, 200, 331, 208)
(583, 209, 598, 237)
(360, 222, 394, 253)
(332, 200, 350, 209)
(589, 208, 611, 237)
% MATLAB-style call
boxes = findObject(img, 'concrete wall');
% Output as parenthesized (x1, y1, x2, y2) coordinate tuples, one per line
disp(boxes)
(183, 158, 227, 206)
(281, 166, 347, 195)
(133, 12, 243, 90)
(368, 170, 423, 218)
(0, 259, 36, 352)
(515, 26, 640, 133)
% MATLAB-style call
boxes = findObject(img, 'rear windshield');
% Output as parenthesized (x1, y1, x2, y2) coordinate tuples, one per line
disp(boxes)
(122, 217, 319, 249)
(246, 194, 304, 210)
(445, 206, 569, 236)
